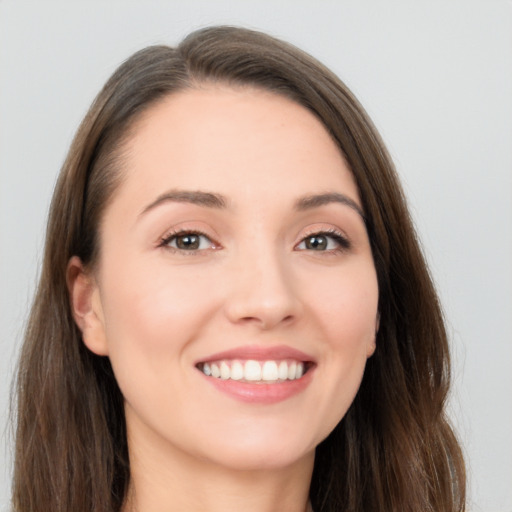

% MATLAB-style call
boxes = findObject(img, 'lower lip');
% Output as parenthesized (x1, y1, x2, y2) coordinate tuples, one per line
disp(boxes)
(200, 367, 315, 404)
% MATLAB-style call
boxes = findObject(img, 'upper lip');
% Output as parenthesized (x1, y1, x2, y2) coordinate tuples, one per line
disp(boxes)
(196, 345, 315, 364)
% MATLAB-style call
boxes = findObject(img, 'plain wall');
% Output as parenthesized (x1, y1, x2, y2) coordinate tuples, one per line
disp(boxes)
(1, 1, 511, 511)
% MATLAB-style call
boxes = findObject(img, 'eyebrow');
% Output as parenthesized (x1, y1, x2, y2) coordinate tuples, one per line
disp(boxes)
(294, 192, 365, 220)
(139, 189, 365, 220)
(140, 190, 228, 216)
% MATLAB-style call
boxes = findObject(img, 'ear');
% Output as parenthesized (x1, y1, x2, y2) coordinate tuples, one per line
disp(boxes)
(366, 312, 380, 358)
(67, 256, 109, 356)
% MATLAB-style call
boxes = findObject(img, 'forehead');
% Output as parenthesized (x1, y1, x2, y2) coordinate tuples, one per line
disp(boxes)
(114, 85, 360, 210)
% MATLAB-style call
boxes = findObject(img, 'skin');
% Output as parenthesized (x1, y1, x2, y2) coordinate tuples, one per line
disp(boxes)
(68, 86, 379, 512)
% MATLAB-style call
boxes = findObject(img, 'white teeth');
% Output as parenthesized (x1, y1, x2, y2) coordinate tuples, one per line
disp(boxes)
(262, 360, 278, 381)
(211, 363, 220, 378)
(200, 359, 308, 382)
(288, 361, 297, 380)
(278, 361, 288, 380)
(244, 360, 262, 381)
(231, 361, 244, 380)
(220, 361, 230, 380)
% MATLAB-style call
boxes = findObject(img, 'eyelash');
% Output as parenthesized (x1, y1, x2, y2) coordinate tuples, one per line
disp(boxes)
(159, 227, 350, 255)
(296, 229, 351, 253)
(159, 229, 217, 254)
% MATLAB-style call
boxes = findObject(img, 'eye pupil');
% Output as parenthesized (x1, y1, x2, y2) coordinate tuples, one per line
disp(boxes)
(306, 235, 327, 250)
(176, 234, 200, 250)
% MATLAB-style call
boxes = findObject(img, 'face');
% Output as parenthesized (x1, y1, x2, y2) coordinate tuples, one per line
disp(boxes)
(71, 86, 379, 473)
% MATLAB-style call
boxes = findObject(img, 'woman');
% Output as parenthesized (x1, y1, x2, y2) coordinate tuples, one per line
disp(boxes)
(12, 26, 465, 512)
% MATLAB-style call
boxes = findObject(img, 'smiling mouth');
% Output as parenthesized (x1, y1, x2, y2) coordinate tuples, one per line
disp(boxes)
(196, 359, 313, 383)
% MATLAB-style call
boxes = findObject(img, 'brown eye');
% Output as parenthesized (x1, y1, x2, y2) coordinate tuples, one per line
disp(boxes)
(304, 235, 328, 250)
(176, 234, 200, 249)
(296, 232, 350, 252)
(164, 232, 213, 251)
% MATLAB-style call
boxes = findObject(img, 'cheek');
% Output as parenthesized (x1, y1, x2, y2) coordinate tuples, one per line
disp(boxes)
(96, 258, 219, 415)
(100, 257, 215, 344)
(96, 258, 224, 405)
(303, 261, 378, 429)
(310, 260, 379, 347)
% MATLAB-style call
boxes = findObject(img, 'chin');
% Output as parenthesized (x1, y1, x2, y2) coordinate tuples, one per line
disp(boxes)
(207, 443, 315, 473)
(191, 422, 321, 472)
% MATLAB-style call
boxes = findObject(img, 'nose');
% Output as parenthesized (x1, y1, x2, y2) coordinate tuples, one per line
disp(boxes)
(223, 246, 301, 330)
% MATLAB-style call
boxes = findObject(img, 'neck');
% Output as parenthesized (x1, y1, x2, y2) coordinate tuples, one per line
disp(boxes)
(123, 425, 314, 512)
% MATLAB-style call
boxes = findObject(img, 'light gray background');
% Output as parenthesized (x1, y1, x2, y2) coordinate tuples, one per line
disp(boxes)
(1, 1, 511, 511)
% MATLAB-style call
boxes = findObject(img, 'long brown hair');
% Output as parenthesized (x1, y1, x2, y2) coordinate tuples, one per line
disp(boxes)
(12, 26, 465, 512)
